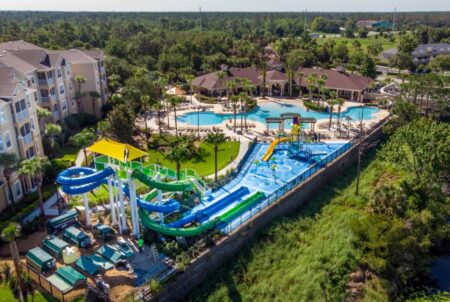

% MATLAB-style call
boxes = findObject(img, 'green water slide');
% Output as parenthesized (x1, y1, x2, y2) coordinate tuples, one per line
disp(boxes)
(132, 169, 192, 192)
(138, 191, 266, 237)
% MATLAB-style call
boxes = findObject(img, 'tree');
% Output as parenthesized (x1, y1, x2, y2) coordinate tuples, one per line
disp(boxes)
(1, 223, 26, 302)
(391, 52, 414, 75)
(45, 123, 62, 149)
(305, 73, 318, 102)
(297, 71, 305, 97)
(230, 95, 239, 132)
(360, 55, 377, 79)
(206, 131, 228, 182)
(19, 157, 50, 217)
(286, 50, 306, 97)
(184, 73, 195, 102)
(69, 128, 96, 166)
(382, 118, 450, 192)
(105, 104, 135, 143)
(152, 101, 164, 136)
(429, 54, 450, 72)
(0, 153, 19, 213)
(168, 95, 184, 137)
(344, 19, 356, 38)
(88, 90, 101, 118)
(165, 138, 196, 180)
(74, 75, 87, 114)
(139, 94, 152, 134)
(335, 98, 345, 126)
(398, 33, 419, 54)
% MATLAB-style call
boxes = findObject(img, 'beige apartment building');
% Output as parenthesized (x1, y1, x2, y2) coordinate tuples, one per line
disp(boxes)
(0, 40, 108, 213)
(0, 66, 44, 213)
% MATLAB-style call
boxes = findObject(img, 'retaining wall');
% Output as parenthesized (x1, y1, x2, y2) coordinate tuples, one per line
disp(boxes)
(150, 122, 385, 302)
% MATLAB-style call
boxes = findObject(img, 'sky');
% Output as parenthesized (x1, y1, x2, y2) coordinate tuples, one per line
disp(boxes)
(0, 0, 448, 12)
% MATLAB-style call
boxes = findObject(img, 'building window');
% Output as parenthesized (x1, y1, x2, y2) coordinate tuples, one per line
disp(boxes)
(0, 108, 7, 124)
(15, 182, 22, 199)
(47, 71, 53, 79)
(0, 136, 4, 152)
(69, 83, 72, 91)
(59, 85, 65, 95)
(40, 89, 49, 97)
(62, 100, 67, 111)
(50, 87, 55, 96)
(31, 76, 35, 84)
(27, 80, 31, 87)
(100, 60, 104, 67)
(15, 99, 27, 114)
(20, 123, 31, 137)
(5, 132, 11, 149)
(30, 117, 35, 130)
(26, 147, 35, 159)
(53, 104, 58, 113)
(37, 72, 46, 80)
(57, 68, 62, 78)
(34, 92, 38, 102)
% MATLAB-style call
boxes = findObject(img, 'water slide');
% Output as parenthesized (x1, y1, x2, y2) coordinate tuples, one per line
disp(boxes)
(122, 185, 180, 214)
(262, 137, 291, 162)
(167, 186, 250, 227)
(131, 169, 192, 192)
(138, 191, 266, 237)
(57, 167, 114, 195)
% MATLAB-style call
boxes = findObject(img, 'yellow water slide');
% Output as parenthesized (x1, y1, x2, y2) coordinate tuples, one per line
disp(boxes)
(261, 137, 290, 161)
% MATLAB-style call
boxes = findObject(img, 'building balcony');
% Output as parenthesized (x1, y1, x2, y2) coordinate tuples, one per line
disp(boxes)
(41, 96, 49, 103)
(15, 110, 29, 123)
(38, 78, 54, 86)
(22, 133, 32, 145)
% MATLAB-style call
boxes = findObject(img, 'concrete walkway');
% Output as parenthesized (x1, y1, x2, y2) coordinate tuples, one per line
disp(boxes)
(208, 140, 250, 179)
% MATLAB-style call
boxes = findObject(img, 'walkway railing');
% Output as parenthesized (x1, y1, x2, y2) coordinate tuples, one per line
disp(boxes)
(222, 141, 354, 234)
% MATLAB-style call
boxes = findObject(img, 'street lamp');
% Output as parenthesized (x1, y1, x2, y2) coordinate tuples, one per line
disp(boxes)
(355, 105, 364, 196)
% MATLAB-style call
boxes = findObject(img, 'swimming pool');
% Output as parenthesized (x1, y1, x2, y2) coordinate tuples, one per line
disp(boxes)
(177, 102, 380, 129)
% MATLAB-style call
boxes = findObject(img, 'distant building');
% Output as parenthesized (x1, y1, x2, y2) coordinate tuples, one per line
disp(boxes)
(412, 43, 450, 65)
(378, 48, 398, 64)
(356, 20, 391, 30)
(294, 67, 373, 102)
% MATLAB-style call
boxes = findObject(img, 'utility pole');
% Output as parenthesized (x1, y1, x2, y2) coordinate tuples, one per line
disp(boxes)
(392, 7, 397, 31)
(199, 6, 202, 31)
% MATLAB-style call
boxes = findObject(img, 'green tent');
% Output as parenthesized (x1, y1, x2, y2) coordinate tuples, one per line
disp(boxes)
(89, 254, 114, 271)
(42, 237, 69, 258)
(96, 244, 123, 263)
(26, 247, 56, 273)
(75, 256, 101, 276)
(63, 226, 91, 248)
(56, 266, 86, 287)
(47, 210, 79, 233)
(93, 223, 115, 241)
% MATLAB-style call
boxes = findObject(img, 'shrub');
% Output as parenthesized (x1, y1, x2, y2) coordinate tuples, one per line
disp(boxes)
(195, 94, 217, 104)
(149, 279, 162, 294)
(304, 100, 326, 112)
(45, 158, 73, 181)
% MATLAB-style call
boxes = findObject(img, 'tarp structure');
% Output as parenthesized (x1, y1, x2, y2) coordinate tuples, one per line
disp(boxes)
(75, 256, 101, 276)
(63, 226, 91, 248)
(88, 254, 114, 270)
(88, 138, 147, 163)
(26, 247, 56, 272)
(47, 210, 79, 233)
(48, 266, 86, 292)
(166, 86, 186, 96)
(43, 237, 70, 258)
(94, 223, 115, 240)
(96, 244, 123, 263)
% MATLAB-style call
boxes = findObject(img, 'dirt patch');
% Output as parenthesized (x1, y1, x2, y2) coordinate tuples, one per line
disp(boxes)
(0, 231, 47, 257)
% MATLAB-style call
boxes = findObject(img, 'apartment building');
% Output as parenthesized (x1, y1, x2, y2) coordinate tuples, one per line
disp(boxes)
(0, 40, 108, 213)
(0, 66, 44, 213)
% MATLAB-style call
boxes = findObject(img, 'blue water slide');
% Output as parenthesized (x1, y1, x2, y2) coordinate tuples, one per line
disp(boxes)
(122, 183, 180, 214)
(167, 187, 250, 227)
(57, 167, 114, 195)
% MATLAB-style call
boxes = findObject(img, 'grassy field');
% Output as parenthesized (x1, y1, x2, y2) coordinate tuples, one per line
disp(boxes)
(317, 35, 398, 55)
(145, 141, 240, 177)
(57, 146, 79, 163)
(187, 149, 395, 302)
(0, 284, 57, 302)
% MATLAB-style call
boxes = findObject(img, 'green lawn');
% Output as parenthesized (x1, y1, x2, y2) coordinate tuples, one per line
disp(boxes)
(145, 141, 240, 177)
(317, 35, 398, 55)
(57, 146, 79, 163)
(187, 150, 393, 302)
(0, 284, 57, 302)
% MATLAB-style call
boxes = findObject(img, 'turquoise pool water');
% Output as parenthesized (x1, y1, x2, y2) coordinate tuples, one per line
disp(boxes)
(178, 102, 380, 129)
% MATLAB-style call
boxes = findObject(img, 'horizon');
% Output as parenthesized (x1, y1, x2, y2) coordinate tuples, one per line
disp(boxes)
(0, 0, 449, 13)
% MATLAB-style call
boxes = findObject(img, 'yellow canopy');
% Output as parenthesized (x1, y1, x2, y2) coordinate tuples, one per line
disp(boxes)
(87, 139, 147, 162)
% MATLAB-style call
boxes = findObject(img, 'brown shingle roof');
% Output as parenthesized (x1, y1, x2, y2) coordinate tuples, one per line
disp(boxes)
(0, 40, 43, 52)
(295, 68, 372, 92)
(265, 70, 288, 81)
(192, 68, 261, 91)
(81, 49, 104, 60)
(0, 66, 19, 97)
(0, 51, 36, 74)
(6, 49, 51, 69)
(58, 50, 97, 64)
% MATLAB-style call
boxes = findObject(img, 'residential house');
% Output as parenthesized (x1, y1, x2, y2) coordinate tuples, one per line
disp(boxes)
(412, 43, 450, 65)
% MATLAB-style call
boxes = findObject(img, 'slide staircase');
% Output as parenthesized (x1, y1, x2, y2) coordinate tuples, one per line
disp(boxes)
(190, 178, 210, 196)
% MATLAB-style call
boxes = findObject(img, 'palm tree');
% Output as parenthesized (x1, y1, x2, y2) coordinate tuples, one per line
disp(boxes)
(260, 64, 267, 99)
(328, 99, 337, 129)
(35, 106, 52, 134)
(107, 74, 121, 94)
(335, 98, 345, 126)
(1, 223, 26, 302)
(239, 93, 252, 130)
(297, 71, 305, 98)
(19, 157, 50, 217)
(168, 96, 184, 137)
(74, 75, 87, 114)
(185, 74, 195, 103)
(69, 128, 96, 166)
(152, 102, 164, 136)
(140, 95, 152, 133)
(165, 139, 195, 180)
(230, 95, 239, 132)
(0, 153, 19, 213)
(206, 131, 229, 182)
(227, 79, 237, 99)
(305, 73, 318, 102)
(89, 91, 101, 118)
(45, 123, 62, 149)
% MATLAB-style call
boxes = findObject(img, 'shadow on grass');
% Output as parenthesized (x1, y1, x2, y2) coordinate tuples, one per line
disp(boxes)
(186, 146, 379, 301)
